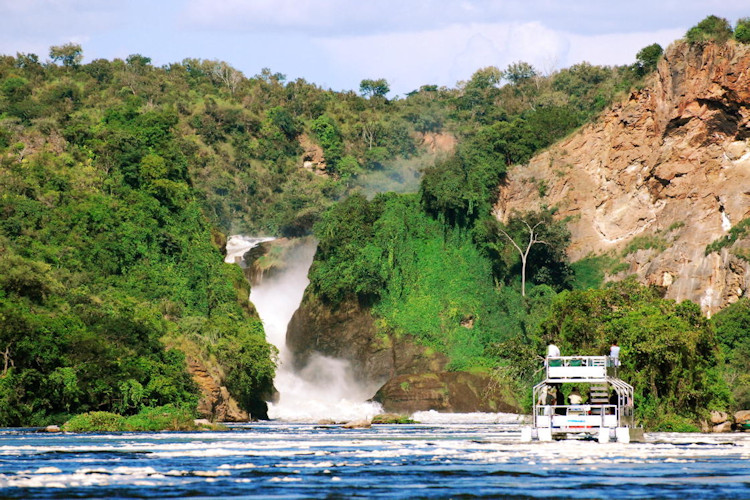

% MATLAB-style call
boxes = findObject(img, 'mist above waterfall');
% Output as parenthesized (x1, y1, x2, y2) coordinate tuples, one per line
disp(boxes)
(228, 235, 383, 422)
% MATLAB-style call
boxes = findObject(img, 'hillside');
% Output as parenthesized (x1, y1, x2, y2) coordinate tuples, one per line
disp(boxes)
(497, 40, 750, 315)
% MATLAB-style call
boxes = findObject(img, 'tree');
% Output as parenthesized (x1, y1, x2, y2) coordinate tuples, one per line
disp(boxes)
(503, 61, 537, 85)
(735, 18, 750, 44)
(467, 66, 503, 89)
(496, 217, 546, 297)
(635, 43, 663, 76)
(49, 43, 83, 67)
(210, 61, 244, 95)
(359, 78, 390, 99)
(686, 15, 733, 44)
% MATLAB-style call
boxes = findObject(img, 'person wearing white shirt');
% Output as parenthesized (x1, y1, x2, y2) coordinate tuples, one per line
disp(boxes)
(610, 341, 620, 367)
(547, 343, 561, 358)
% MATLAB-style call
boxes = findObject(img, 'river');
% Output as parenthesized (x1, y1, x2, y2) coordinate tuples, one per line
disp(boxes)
(1, 415, 749, 499)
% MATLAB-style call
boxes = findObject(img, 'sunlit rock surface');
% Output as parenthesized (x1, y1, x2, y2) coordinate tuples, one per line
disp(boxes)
(497, 40, 750, 315)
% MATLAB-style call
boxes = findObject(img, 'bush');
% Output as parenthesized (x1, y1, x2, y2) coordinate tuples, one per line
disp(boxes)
(635, 43, 663, 76)
(63, 412, 126, 432)
(62, 406, 197, 432)
(686, 15, 733, 44)
(123, 405, 197, 431)
(735, 18, 750, 44)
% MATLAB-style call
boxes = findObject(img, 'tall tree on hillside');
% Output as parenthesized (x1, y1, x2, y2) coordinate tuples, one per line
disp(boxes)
(493, 209, 571, 296)
(497, 219, 546, 297)
(359, 78, 390, 99)
(49, 43, 83, 67)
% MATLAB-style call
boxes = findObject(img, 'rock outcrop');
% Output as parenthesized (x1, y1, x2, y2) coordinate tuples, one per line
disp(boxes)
(374, 372, 519, 414)
(187, 356, 251, 422)
(287, 294, 521, 413)
(496, 40, 750, 315)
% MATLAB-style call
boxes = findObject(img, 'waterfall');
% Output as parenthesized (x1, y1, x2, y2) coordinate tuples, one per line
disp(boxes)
(226, 235, 383, 422)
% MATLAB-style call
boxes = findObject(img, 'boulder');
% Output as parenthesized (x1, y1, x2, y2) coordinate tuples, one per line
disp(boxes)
(735, 410, 750, 426)
(44, 425, 61, 433)
(710, 410, 729, 425)
(372, 413, 416, 424)
(342, 420, 371, 429)
(187, 355, 254, 422)
(713, 421, 733, 433)
(374, 372, 521, 414)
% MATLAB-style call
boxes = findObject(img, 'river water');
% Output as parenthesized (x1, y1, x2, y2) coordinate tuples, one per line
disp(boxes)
(1, 414, 749, 499)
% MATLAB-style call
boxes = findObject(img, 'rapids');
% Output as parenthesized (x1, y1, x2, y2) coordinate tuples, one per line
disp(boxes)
(1, 423, 749, 498)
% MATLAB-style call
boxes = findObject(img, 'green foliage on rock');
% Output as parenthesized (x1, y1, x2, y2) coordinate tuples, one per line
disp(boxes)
(635, 43, 664, 76)
(705, 217, 750, 256)
(736, 18, 750, 44)
(686, 15, 733, 44)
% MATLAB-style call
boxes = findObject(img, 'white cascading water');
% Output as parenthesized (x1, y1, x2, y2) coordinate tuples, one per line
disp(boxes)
(226, 235, 383, 422)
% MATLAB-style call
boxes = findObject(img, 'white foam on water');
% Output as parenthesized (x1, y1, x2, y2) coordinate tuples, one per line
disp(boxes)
(411, 410, 524, 424)
(224, 235, 274, 265)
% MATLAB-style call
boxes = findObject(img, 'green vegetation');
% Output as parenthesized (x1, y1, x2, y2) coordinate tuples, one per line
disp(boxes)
(705, 217, 750, 256)
(686, 15, 734, 44)
(736, 18, 750, 44)
(372, 413, 418, 424)
(0, 24, 737, 430)
(540, 280, 730, 430)
(712, 298, 750, 408)
(62, 405, 197, 432)
(0, 49, 281, 426)
(622, 234, 668, 256)
(570, 254, 628, 290)
(634, 43, 664, 76)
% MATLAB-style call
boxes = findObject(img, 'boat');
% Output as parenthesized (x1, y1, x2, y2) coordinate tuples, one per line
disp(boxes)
(521, 355, 643, 443)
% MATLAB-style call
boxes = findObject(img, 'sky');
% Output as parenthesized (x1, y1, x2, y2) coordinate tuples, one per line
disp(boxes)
(0, 1, 747, 96)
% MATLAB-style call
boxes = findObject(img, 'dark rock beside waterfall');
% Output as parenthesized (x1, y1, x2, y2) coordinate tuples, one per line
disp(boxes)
(373, 372, 521, 414)
(287, 294, 394, 385)
(287, 292, 519, 414)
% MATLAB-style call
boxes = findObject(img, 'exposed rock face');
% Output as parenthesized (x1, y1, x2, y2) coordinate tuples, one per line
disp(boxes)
(187, 356, 251, 422)
(374, 372, 520, 414)
(419, 131, 457, 155)
(298, 133, 327, 175)
(496, 40, 750, 315)
(287, 293, 518, 412)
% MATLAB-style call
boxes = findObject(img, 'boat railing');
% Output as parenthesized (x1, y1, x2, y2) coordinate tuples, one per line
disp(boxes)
(546, 356, 618, 380)
(534, 404, 623, 430)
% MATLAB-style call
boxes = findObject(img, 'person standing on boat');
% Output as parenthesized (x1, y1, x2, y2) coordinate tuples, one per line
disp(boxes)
(568, 387, 583, 405)
(547, 343, 560, 358)
(609, 341, 620, 367)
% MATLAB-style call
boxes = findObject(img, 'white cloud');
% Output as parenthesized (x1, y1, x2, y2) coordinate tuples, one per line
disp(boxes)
(312, 21, 681, 95)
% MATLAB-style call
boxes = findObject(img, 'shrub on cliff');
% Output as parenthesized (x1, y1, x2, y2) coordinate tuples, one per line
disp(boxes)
(686, 15, 733, 44)
(735, 18, 750, 44)
(634, 43, 663, 76)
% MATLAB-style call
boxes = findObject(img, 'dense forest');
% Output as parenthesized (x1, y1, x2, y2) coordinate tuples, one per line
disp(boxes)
(1, 15, 749, 429)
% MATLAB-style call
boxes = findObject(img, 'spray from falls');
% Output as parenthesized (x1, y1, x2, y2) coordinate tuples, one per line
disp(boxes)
(227, 235, 383, 422)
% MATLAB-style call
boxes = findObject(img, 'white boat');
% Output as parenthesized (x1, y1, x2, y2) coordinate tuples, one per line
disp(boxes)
(521, 355, 643, 443)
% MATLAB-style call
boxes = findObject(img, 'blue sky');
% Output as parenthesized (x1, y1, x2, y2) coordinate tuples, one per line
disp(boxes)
(1, 1, 747, 96)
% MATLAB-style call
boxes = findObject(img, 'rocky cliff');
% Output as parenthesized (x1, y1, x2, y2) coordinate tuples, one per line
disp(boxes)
(497, 40, 750, 315)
